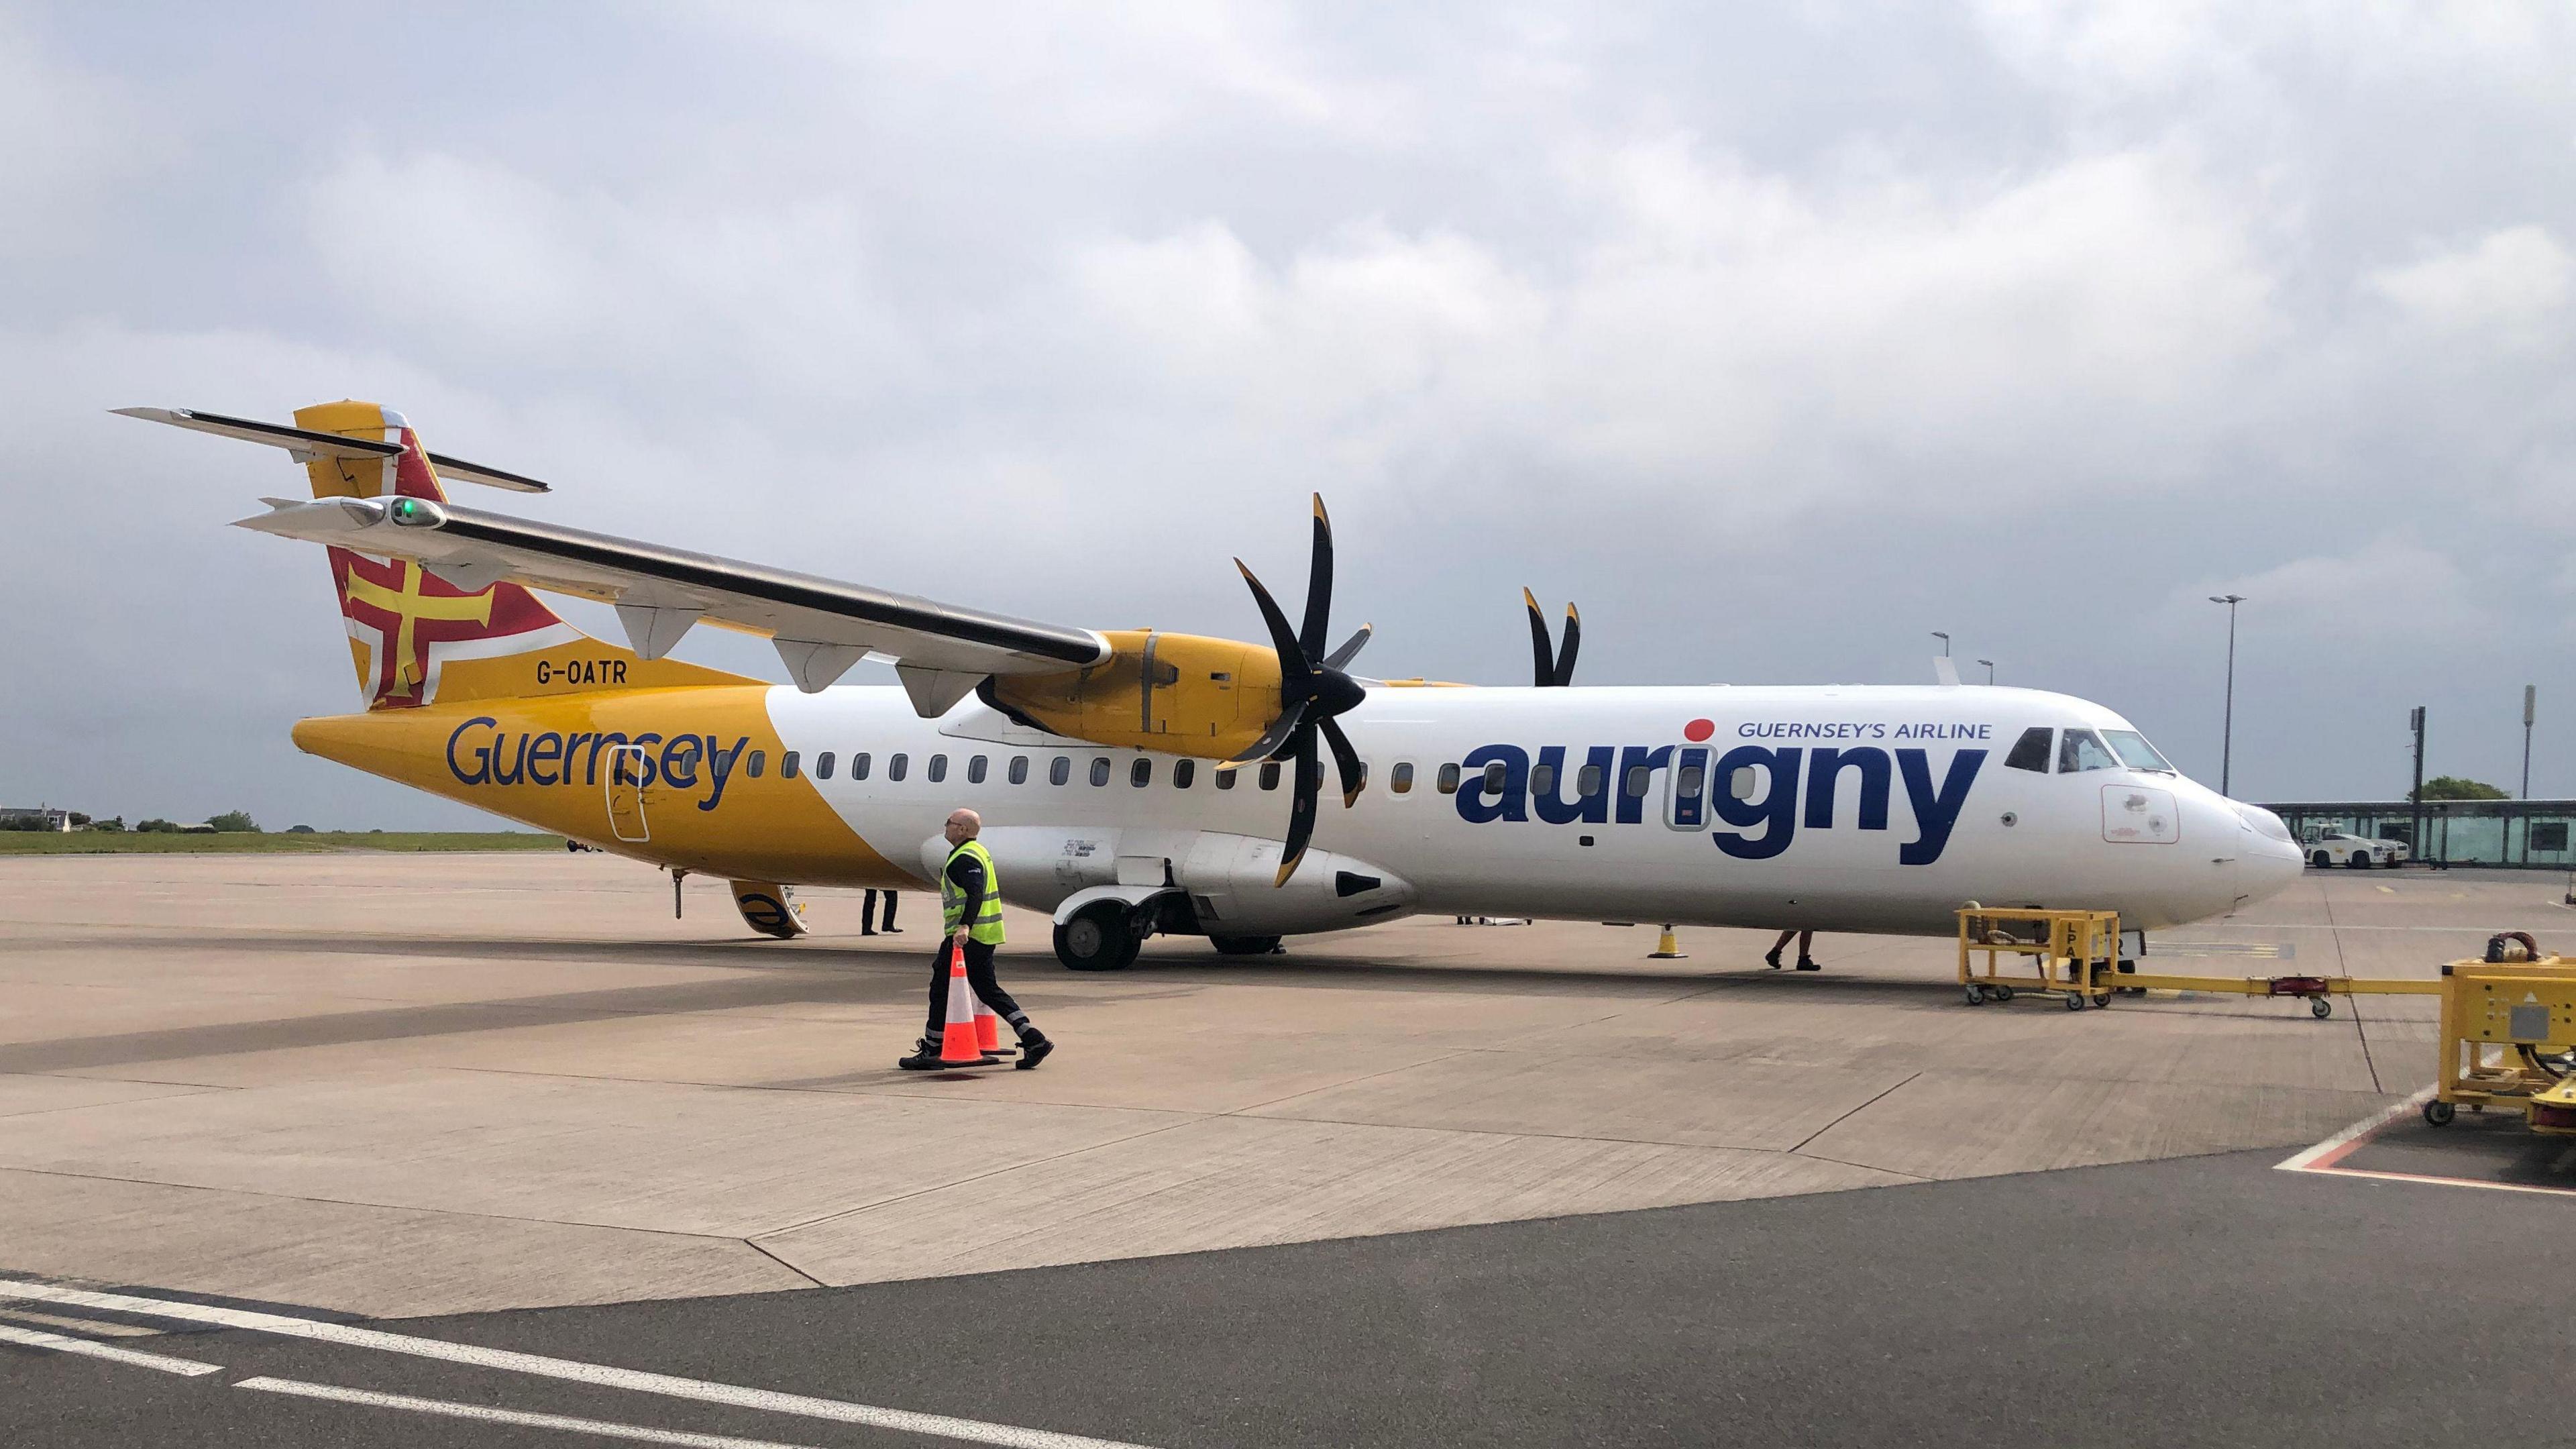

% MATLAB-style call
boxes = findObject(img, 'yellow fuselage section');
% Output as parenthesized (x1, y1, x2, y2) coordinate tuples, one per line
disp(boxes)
(294, 687, 912, 886)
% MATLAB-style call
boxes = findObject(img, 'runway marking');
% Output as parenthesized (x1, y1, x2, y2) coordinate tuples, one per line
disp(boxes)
(0, 1306, 160, 1337)
(0, 1321, 221, 1377)
(2276, 1091, 2576, 1198)
(0, 1278, 1159, 1449)
(235, 1377, 821, 1448)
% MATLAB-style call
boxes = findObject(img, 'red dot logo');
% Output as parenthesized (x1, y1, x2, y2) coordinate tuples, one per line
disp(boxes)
(1683, 718, 1715, 742)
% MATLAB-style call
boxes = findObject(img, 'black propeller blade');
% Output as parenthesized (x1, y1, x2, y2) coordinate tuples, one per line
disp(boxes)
(1231, 494, 1371, 885)
(1523, 588, 1580, 686)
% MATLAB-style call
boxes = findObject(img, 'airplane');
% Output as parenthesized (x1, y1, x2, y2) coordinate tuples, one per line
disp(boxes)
(123, 400, 2306, 971)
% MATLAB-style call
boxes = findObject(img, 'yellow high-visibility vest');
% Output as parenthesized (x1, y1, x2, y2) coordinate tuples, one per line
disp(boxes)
(940, 839, 1006, 945)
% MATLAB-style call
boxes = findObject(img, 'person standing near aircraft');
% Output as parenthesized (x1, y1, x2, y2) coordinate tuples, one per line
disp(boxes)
(861, 888, 902, 936)
(1766, 928, 1819, 972)
(901, 808, 1054, 1071)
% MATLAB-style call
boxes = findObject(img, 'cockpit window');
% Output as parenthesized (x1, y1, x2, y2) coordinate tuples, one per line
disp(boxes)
(2100, 729, 2173, 773)
(2003, 727, 2052, 773)
(2057, 729, 2119, 773)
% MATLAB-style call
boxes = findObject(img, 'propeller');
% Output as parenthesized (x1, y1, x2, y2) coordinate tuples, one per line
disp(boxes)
(1230, 495, 1372, 886)
(1523, 588, 1580, 686)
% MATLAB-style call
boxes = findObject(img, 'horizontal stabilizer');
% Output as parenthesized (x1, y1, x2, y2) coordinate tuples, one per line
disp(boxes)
(117, 407, 549, 492)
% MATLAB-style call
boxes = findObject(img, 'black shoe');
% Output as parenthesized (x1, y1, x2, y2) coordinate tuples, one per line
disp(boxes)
(1795, 958, 1821, 972)
(882, 926, 904, 934)
(861, 928, 877, 936)
(1764, 949, 1783, 969)
(1014, 1033, 1055, 1071)
(898, 1051, 947, 1070)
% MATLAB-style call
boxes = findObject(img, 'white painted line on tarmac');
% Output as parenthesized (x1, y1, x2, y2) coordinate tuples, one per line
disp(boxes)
(0, 1279, 1159, 1449)
(235, 1377, 820, 1448)
(2274, 1090, 2428, 1173)
(0, 1321, 221, 1377)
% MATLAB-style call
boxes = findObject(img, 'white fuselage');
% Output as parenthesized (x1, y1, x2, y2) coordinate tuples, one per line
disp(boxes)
(766, 683, 2304, 938)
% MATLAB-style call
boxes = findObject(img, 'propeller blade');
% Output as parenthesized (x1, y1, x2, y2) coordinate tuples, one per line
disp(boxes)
(1235, 558, 1313, 696)
(1554, 602, 1580, 687)
(1319, 715, 1365, 807)
(1226, 697, 1309, 765)
(1274, 724, 1321, 887)
(1323, 623, 1372, 672)
(1299, 494, 1334, 661)
(1524, 587, 1555, 687)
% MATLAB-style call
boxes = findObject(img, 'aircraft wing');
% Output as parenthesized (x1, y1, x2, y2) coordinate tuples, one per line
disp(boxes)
(235, 494, 1110, 710)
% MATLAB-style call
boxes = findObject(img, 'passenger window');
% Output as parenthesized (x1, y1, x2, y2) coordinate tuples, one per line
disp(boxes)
(1130, 758, 1152, 787)
(1438, 763, 1461, 794)
(2057, 729, 2119, 773)
(888, 753, 908, 782)
(1174, 759, 1195, 789)
(928, 754, 948, 784)
(851, 752, 871, 781)
(1390, 761, 1414, 794)
(1578, 764, 1603, 797)
(1729, 766, 1756, 800)
(1625, 765, 1650, 798)
(1217, 767, 1238, 790)
(781, 751, 800, 780)
(1529, 762, 1556, 796)
(1008, 755, 1028, 785)
(1260, 762, 1282, 791)
(2004, 727, 2052, 773)
(1089, 757, 1112, 786)
(1481, 761, 1507, 794)
(1049, 755, 1070, 786)
(968, 755, 988, 784)
(816, 751, 835, 780)
(1675, 763, 1705, 800)
(747, 750, 767, 779)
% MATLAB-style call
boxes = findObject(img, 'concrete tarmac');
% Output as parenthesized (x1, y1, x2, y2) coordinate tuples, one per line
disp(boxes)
(3, 853, 2571, 1442)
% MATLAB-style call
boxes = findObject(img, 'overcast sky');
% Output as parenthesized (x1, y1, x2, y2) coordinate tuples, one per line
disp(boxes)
(3, 2, 2572, 829)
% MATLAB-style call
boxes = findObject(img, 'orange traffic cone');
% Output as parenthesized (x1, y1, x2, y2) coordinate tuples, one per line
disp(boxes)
(974, 998, 1002, 1053)
(938, 952, 985, 1064)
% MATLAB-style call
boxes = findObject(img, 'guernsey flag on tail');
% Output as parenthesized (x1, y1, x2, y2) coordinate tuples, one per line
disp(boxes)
(290, 401, 576, 710)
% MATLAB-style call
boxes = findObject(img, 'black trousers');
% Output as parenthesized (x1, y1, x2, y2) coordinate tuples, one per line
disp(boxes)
(863, 890, 899, 931)
(924, 937, 1026, 1038)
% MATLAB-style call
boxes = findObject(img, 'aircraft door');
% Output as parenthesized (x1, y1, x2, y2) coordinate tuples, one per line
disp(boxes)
(1668, 747, 1709, 829)
(606, 745, 651, 843)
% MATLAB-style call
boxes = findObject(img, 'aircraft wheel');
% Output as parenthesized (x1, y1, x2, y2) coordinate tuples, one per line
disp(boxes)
(1055, 904, 1142, 972)
(1210, 934, 1283, 956)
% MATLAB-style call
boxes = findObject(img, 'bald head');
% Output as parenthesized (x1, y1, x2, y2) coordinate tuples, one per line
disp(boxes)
(944, 808, 981, 845)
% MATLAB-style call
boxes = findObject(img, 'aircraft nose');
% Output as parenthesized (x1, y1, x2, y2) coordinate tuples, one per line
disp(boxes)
(2233, 806, 2305, 904)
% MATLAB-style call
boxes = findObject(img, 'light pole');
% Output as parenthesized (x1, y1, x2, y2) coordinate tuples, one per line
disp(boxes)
(2523, 685, 2536, 800)
(1931, 631, 1950, 657)
(1976, 658, 1995, 685)
(2208, 594, 2245, 798)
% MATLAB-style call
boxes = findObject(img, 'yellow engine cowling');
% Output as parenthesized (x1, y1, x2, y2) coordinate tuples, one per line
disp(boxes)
(987, 630, 1285, 761)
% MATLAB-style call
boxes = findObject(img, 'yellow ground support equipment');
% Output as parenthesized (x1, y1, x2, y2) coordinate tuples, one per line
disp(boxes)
(2422, 943, 2576, 1134)
(1957, 908, 2122, 1012)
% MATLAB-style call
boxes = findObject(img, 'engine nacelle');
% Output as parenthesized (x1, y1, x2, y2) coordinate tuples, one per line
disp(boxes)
(985, 630, 1283, 762)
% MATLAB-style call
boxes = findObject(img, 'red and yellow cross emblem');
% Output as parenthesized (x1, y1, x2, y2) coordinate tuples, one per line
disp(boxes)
(343, 559, 493, 700)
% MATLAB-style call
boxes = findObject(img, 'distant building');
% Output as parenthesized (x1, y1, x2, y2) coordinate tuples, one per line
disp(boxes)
(2259, 798, 2576, 869)
(0, 806, 72, 832)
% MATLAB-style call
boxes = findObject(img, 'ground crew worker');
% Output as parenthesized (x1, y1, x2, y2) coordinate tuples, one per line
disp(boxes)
(1766, 927, 1819, 971)
(900, 808, 1053, 1071)
(861, 888, 902, 936)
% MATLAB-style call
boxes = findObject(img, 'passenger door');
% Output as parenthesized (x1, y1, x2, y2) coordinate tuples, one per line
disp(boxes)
(605, 745, 651, 843)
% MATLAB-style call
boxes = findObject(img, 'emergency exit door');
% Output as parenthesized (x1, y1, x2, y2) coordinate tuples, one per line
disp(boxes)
(606, 745, 651, 843)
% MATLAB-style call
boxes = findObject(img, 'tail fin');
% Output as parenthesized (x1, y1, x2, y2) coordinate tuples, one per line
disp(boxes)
(287, 400, 748, 709)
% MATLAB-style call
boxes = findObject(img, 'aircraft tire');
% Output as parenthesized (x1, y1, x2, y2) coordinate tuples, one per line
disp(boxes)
(1055, 903, 1142, 972)
(1210, 934, 1283, 956)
